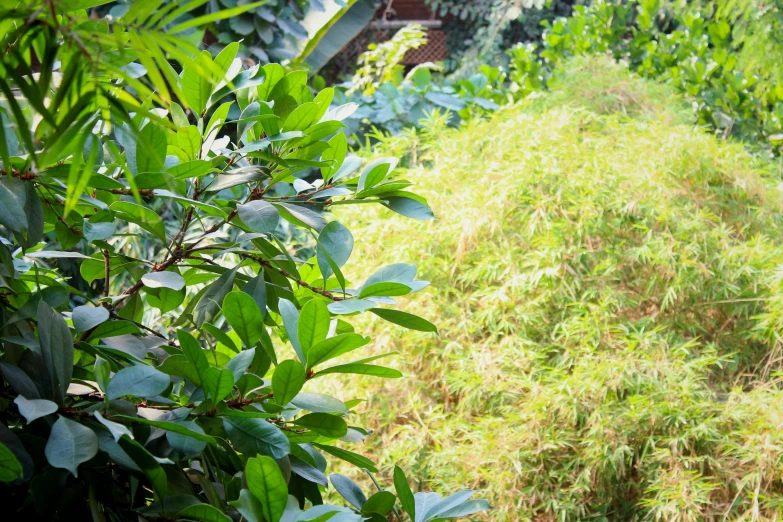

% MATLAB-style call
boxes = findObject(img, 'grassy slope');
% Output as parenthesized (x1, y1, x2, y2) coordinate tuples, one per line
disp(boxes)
(328, 57, 783, 521)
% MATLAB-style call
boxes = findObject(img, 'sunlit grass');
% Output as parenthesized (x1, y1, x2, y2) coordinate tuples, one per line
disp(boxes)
(323, 57, 783, 521)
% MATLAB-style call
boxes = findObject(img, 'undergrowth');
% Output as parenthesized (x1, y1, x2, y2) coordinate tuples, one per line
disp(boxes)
(323, 57, 783, 521)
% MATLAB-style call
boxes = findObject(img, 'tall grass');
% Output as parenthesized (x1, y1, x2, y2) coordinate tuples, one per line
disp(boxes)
(319, 57, 783, 521)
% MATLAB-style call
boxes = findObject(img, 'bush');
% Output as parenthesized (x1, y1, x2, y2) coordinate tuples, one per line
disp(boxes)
(0, 2, 489, 521)
(329, 57, 783, 521)
(507, 0, 783, 151)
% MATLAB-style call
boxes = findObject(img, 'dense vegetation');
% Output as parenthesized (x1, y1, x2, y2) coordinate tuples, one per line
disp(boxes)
(332, 58, 783, 520)
(4, 0, 783, 520)
(0, 1, 488, 521)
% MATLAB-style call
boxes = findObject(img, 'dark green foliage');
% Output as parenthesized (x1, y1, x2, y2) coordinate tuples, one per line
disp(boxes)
(0, 2, 489, 520)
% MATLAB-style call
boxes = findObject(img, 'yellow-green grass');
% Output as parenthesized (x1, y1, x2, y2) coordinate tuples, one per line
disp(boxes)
(324, 57, 783, 521)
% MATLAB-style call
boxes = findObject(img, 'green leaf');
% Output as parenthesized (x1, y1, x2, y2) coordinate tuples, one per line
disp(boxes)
(203, 367, 234, 403)
(313, 363, 402, 379)
(291, 392, 347, 413)
(129, 122, 167, 174)
(110, 201, 167, 242)
(278, 298, 304, 362)
(358, 282, 412, 299)
(38, 301, 74, 405)
(383, 196, 435, 220)
(178, 329, 209, 385)
(112, 415, 215, 445)
(313, 443, 377, 472)
(362, 491, 396, 516)
(230, 489, 265, 522)
(204, 323, 239, 353)
(298, 299, 330, 354)
(272, 202, 327, 232)
(283, 102, 319, 132)
(293, 413, 348, 438)
(83, 220, 115, 243)
(330, 473, 366, 509)
(181, 52, 213, 116)
(117, 436, 168, 499)
(394, 466, 416, 520)
(237, 201, 280, 234)
(306, 333, 369, 370)
(317, 221, 353, 282)
(178, 503, 232, 522)
(44, 416, 99, 477)
(194, 267, 237, 327)
(0, 177, 28, 235)
(167, 420, 208, 455)
(242, 273, 268, 316)
(107, 363, 170, 400)
(72, 305, 110, 333)
(0, 442, 23, 483)
(272, 360, 306, 406)
(222, 417, 290, 459)
(94, 411, 134, 442)
(245, 456, 288, 522)
(142, 271, 186, 291)
(13, 396, 58, 424)
(223, 291, 264, 348)
(358, 158, 397, 192)
(370, 308, 437, 333)
(158, 355, 202, 385)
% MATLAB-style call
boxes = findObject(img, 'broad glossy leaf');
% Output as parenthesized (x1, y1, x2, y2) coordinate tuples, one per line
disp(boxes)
(38, 301, 73, 405)
(362, 491, 396, 516)
(272, 360, 306, 406)
(237, 200, 280, 234)
(306, 333, 369, 369)
(225, 348, 256, 381)
(118, 436, 167, 498)
(298, 298, 330, 354)
(317, 221, 353, 281)
(313, 443, 377, 472)
(246, 456, 288, 522)
(358, 282, 411, 299)
(72, 305, 110, 333)
(331, 474, 366, 510)
(384, 196, 435, 220)
(222, 417, 289, 459)
(313, 363, 402, 379)
(203, 367, 234, 403)
(94, 411, 134, 442)
(0, 442, 22, 483)
(278, 298, 304, 362)
(370, 308, 437, 333)
(291, 392, 347, 414)
(142, 271, 185, 291)
(110, 201, 167, 242)
(178, 503, 232, 522)
(0, 177, 27, 234)
(293, 413, 347, 438)
(272, 203, 327, 232)
(14, 396, 58, 423)
(223, 291, 264, 347)
(194, 267, 236, 327)
(179, 329, 209, 385)
(242, 273, 268, 316)
(107, 364, 170, 400)
(44, 416, 98, 477)
(395, 466, 416, 520)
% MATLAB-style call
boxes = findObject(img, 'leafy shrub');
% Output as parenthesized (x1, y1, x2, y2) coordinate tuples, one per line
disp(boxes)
(0, 2, 489, 521)
(335, 26, 510, 140)
(328, 57, 783, 521)
(506, 0, 783, 150)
